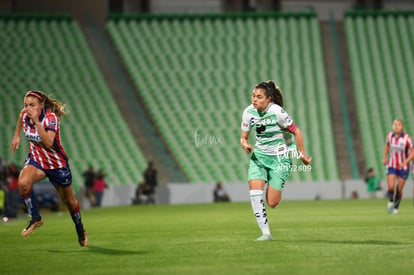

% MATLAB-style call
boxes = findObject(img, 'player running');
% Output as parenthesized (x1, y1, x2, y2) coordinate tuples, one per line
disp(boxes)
(383, 118, 413, 214)
(240, 81, 311, 241)
(10, 90, 88, 246)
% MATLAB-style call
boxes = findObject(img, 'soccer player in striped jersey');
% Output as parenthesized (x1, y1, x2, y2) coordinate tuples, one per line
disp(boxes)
(10, 91, 88, 246)
(240, 81, 312, 241)
(401, 147, 414, 205)
(382, 118, 413, 214)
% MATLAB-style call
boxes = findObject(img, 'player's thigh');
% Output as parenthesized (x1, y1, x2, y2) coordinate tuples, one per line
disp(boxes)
(248, 157, 267, 190)
(19, 165, 46, 189)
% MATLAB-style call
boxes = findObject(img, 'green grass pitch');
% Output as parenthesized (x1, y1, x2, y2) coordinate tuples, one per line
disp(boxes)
(1, 199, 414, 274)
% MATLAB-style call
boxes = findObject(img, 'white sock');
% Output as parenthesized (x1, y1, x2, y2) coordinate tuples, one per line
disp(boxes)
(249, 189, 271, 236)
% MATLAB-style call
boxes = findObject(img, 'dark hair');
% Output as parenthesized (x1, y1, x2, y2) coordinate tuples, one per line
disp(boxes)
(254, 80, 284, 107)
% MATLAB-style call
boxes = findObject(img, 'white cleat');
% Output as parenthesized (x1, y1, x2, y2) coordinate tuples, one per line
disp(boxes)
(387, 202, 394, 214)
(256, 234, 272, 241)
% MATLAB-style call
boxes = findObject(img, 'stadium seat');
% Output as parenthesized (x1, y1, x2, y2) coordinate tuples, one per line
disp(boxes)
(107, 13, 339, 182)
(345, 11, 414, 177)
(0, 16, 148, 191)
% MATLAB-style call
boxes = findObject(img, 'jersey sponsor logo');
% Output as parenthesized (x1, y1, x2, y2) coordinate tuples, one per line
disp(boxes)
(390, 141, 406, 150)
(250, 116, 276, 135)
(25, 133, 41, 142)
(249, 116, 277, 127)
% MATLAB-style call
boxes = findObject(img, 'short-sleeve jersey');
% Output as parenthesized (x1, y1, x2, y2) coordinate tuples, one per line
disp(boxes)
(21, 109, 68, 169)
(241, 102, 297, 156)
(385, 132, 413, 170)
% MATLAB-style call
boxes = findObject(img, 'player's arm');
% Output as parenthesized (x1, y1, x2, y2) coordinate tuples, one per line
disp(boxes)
(240, 131, 252, 153)
(291, 127, 312, 165)
(10, 111, 23, 154)
(34, 120, 56, 148)
(277, 106, 311, 165)
(400, 145, 414, 169)
(382, 142, 389, 165)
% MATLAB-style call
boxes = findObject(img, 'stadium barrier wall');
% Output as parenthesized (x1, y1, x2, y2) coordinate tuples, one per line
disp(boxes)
(80, 179, 402, 208)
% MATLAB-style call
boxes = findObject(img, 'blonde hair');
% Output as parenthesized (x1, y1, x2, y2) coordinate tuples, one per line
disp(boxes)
(25, 90, 68, 118)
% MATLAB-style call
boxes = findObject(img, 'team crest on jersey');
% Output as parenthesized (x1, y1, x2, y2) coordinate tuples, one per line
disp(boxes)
(48, 117, 57, 128)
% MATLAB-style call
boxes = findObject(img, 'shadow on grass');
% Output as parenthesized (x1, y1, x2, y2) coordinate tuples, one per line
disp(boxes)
(279, 239, 406, 245)
(49, 245, 149, 255)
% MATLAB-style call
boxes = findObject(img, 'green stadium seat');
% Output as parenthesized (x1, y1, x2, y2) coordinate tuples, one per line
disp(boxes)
(0, 16, 148, 191)
(345, 11, 414, 177)
(107, 13, 338, 182)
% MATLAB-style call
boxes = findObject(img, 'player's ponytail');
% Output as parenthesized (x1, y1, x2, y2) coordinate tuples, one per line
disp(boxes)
(265, 80, 284, 108)
(25, 90, 68, 118)
(254, 81, 284, 107)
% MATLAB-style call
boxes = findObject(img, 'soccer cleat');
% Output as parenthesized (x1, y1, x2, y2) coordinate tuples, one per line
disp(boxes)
(256, 234, 272, 241)
(21, 217, 44, 237)
(387, 202, 394, 214)
(77, 228, 88, 247)
(392, 209, 399, 215)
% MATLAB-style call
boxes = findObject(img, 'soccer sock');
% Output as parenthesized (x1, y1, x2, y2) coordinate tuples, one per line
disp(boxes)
(249, 190, 270, 236)
(20, 189, 41, 220)
(70, 202, 82, 224)
(387, 191, 394, 202)
(394, 191, 403, 209)
(70, 202, 84, 235)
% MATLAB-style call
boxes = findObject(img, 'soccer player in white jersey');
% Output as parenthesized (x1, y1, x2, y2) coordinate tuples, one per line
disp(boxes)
(10, 91, 88, 246)
(384, 118, 414, 214)
(240, 81, 311, 241)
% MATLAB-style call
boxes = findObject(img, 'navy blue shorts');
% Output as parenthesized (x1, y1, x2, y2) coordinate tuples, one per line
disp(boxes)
(386, 167, 409, 180)
(25, 158, 72, 187)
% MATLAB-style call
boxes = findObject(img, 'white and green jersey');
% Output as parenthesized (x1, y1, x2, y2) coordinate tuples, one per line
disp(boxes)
(241, 102, 297, 156)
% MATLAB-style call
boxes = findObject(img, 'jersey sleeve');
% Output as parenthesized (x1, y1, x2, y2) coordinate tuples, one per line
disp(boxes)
(407, 135, 413, 149)
(20, 109, 25, 120)
(276, 106, 297, 133)
(241, 108, 251, 132)
(45, 113, 58, 132)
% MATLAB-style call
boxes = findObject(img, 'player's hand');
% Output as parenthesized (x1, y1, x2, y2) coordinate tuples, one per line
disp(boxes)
(26, 108, 40, 124)
(300, 155, 312, 165)
(243, 144, 252, 154)
(399, 161, 408, 169)
(383, 158, 387, 165)
(11, 136, 20, 154)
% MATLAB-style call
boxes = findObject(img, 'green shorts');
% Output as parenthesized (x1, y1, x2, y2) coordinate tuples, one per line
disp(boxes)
(248, 152, 292, 191)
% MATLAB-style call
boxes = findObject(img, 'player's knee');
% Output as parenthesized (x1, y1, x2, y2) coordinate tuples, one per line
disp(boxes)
(268, 200, 280, 208)
(18, 177, 32, 195)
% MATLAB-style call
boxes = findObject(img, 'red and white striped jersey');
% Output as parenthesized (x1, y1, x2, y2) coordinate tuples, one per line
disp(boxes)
(385, 132, 413, 170)
(21, 109, 68, 170)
